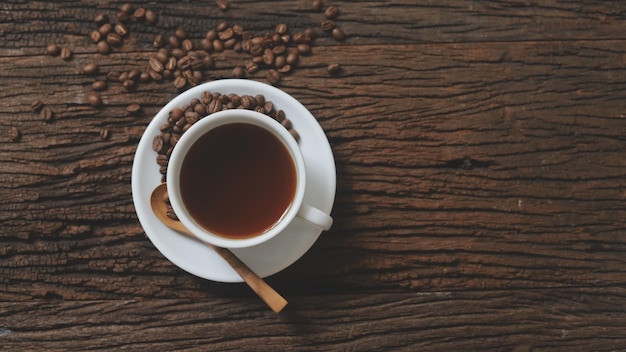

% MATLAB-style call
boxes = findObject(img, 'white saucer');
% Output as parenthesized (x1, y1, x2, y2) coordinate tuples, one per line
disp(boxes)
(131, 79, 336, 283)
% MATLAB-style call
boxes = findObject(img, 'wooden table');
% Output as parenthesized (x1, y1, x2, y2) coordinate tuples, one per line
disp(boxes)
(2, 1, 625, 350)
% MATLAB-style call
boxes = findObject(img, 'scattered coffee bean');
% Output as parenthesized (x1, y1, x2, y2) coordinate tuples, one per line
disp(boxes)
(82, 63, 99, 75)
(312, 0, 323, 11)
(107, 32, 122, 46)
(94, 13, 109, 26)
(99, 128, 110, 140)
(122, 79, 136, 90)
(127, 103, 142, 115)
(87, 93, 102, 107)
(297, 44, 311, 55)
(174, 76, 187, 89)
(41, 107, 54, 122)
(117, 11, 131, 23)
(99, 23, 113, 36)
(96, 40, 111, 54)
(145, 9, 158, 24)
(266, 69, 281, 84)
(139, 71, 151, 83)
(175, 28, 188, 40)
(153, 34, 164, 48)
(331, 27, 345, 42)
(31, 100, 44, 112)
(9, 126, 21, 142)
(114, 23, 128, 36)
(46, 44, 61, 56)
(92, 80, 107, 91)
(321, 19, 336, 31)
(107, 71, 119, 81)
(120, 3, 134, 14)
(232, 66, 246, 78)
(289, 128, 300, 141)
(325, 5, 339, 19)
(327, 63, 341, 75)
(90, 31, 101, 44)
(60, 47, 72, 60)
(133, 7, 146, 20)
(216, 0, 229, 11)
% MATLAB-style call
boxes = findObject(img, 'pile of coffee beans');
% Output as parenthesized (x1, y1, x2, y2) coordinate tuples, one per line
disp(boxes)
(152, 91, 298, 183)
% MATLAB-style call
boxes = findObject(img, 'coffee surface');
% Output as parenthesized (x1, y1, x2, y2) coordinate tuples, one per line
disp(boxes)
(180, 123, 296, 238)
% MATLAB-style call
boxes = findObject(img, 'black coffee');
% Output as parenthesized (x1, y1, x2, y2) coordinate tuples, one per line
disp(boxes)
(179, 123, 296, 238)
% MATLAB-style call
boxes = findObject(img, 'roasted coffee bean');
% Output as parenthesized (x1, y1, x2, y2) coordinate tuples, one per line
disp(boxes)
(60, 47, 72, 60)
(246, 61, 259, 74)
(172, 48, 186, 59)
(331, 27, 346, 41)
(120, 3, 133, 14)
(133, 7, 146, 20)
(139, 71, 151, 83)
(199, 38, 213, 51)
(107, 33, 122, 46)
(233, 24, 244, 35)
(213, 39, 224, 52)
(100, 128, 110, 140)
(46, 44, 61, 56)
(177, 56, 192, 70)
(96, 40, 111, 54)
(185, 111, 200, 124)
(286, 50, 299, 65)
(200, 92, 213, 105)
(232, 66, 245, 78)
(149, 69, 163, 82)
(274, 55, 286, 69)
(117, 11, 131, 23)
(87, 93, 102, 107)
(278, 64, 292, 73)
(208, 99, 222, 113)
(263, 48, 275, 66)
(327, 63, 341, 75)
(31, 100, 44, 112)
(223, 37, 237, 49)
(94, 13, 109, 26)
(41, 107, 54, 121)
(275, 23, 288, 35)
(216, 0, 229, 11)
(168, 35, 180, 48)
(127, 103, 142, 115)
(153, 34, 164, 48)
(297, 43, 311, 55)
(312, 0, 323, 11)
(114, 23, 128, 36)
(266, 69, 281, 84)
(190, 57, 205, 70)
(174, 76, 186, 89)
(122, 79, 136, 90)
(145, 9, 158, 24)
(289, 128, 300, 141)
(170, 108, 184, 121)
(9, 126, 21, 142)
(281, 118, 292, 129)
(304, 28, 317, 40)
(202, 55, 215, 68)
(206, 29, 218, 41)
(92, 80, 107, 91)
(128, 69, 141, 81)
(325, 5, 339, 19)
(272, 45, 286, 55)
(163, 70, 174, 80)
(193, 103, 207, 115)
(155, 50, 169, 63)
(82, 63, 99, 75)
(90, 31, 101, 44)
(156, 154, 169, 167)
(250, 44, 263, 57)
(292, 32, 309, 44)
(149, 57, 164, 72)
(321, 19, 336, 31)
(152, 135, 165, 153)
(182, 39, 193, 52)
(165, 56, 177, 71)
(219, 28, 234, 41)
(175, 28, 188, 40)
(216, 20, 229, 32)
(99, 23, 113, 36)
(118, 71, 129, 82)
(106, 71, 119, 81)
(275, 109, 286, 122)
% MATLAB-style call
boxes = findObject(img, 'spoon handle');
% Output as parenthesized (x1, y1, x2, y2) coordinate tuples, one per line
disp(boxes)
(209, 245, 288, 313)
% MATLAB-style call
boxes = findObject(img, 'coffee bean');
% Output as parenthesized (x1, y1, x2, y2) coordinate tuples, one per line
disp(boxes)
(90, 31, 101, 44)
(41, 107, 54, 122)
(107, 71, 119, 81)
(117, 11, 131, 23)
(122, 79, 136, 90)
(202, 55, 215, 68)
(304, 28, 317, 40)
(219, 28, 234, 41)
(213, 39, 224, 52)
(120, 3, 133, 14)
(139, 71, 151, 83)
(293, 32, 310, 44)
(9, 126, 21, 142)
(149, 57, 164, 73)
(82, 63, 99, 76)
(118, 72, 129, 82)
(46, 44, 61, 56)
(114, 23, 128, 36)
(87, 93, 102, 107)
(107, 32, 122, 46)
(232, 66, 245, 78)
(321, 19, 336, 31)
(206, 29, 218, 41)
(155, 50, 169, 64)
(31, 100, 44, 112)
(100, 128, 110, 140)
(152, 135, 165, 153)
(182, 39, 193, 52)
(216, 0, 229, 11)
(153, 34, 164, 48)
(175, 28, 188, 40)
(60, 47, 72, 60)
(163, 70, 174, 80)
(289, 128, 300, 141)
(274, 55, 286, 69)
(263, 48, 275, 66)
(174, 76, 186, 89)
(266, 69, 281, 85)
(199, 38, 213, 51)
(331, 27, 346, 41)
(216, 20, 229, 32)
(246, 61, 259, 74)
(168, 35, 180, 48)
(99, 23, 113, 36)
(275, 109, 286, 122)
(297, 43, 311, 55)
(278, 64, 292, 73)
(92, 80, 107, 91)
(327, 63, 341, 75)
(275, 23, 288, 35)
(172, 48, 186, 59)
(133, 8, 146, 20)
(286, 50, 299, 66)
(145, 9, 158, 24)
(312, 0, 323, 11)
(325, 5, 339, 19)
(94, 13, 109, 26)
(165, 56, 176, 71)
(96, 40, 111, 54)
(127, 103, 142, 115)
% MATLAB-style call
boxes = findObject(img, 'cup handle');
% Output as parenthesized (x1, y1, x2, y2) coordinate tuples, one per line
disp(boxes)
(297, 203, 333, 231)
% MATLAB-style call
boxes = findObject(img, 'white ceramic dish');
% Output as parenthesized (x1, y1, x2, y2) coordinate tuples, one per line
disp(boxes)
(131, 79, 336, 282)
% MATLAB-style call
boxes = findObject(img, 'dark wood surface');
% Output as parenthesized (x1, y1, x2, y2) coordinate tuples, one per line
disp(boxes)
(2, 1, 626, 351)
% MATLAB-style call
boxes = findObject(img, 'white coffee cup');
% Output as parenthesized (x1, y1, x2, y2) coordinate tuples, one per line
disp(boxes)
(167, 109, 333, 249)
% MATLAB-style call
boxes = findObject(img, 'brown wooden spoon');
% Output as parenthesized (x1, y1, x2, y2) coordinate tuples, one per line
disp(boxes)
(150, 183, 288, 313)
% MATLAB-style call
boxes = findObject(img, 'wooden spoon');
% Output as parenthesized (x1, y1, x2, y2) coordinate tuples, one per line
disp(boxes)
(150, 183, 288, 313)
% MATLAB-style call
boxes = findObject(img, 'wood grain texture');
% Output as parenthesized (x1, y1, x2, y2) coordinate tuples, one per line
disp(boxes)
(1, 0, 625, 350)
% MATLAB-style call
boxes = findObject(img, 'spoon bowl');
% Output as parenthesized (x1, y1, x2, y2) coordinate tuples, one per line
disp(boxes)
(150, 183, 287, 313)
